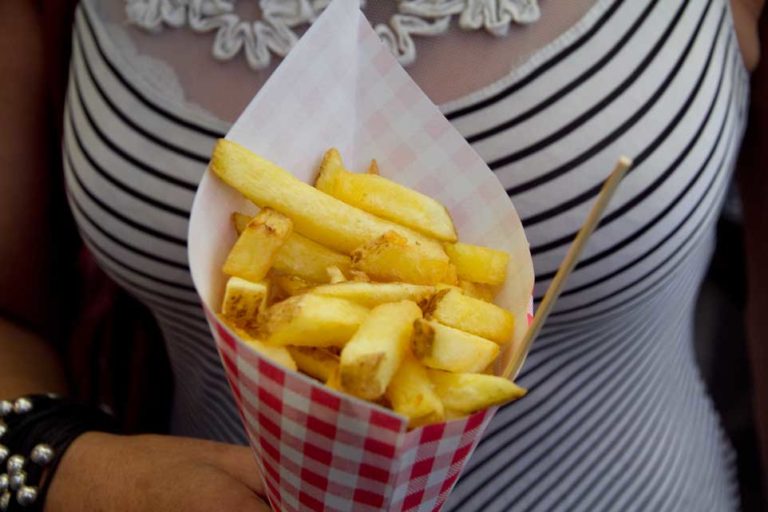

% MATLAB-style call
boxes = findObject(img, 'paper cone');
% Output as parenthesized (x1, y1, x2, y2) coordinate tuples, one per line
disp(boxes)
(188, 0, 534, 510)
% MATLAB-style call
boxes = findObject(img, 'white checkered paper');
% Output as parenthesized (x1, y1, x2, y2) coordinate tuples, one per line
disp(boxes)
(188, 0, 535, 509)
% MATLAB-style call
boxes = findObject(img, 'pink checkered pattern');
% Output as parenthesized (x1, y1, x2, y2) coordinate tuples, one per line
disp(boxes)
(207, 309, 497, 512)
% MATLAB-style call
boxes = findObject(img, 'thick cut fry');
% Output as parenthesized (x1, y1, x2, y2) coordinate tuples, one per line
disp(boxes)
(230, 327, 297, 371)
(326, 266, 347, 284)
(428, 370, 526, 413)
(233, 211, 351, 282)
(458, 280, 497, 302)
(386, 356, 444, 427)
(367, 159, 380, 175)
(411, 319, 500, 373)
(262, 294, 369, 347)
(425, 289, 514, 343)
(211, 140, 442, 254)
(269, 272, 313, 299)
(444, 242, 509, 286)
(311, 282, 435, 308)
(288, 346, 339, 382)
(221, 277, 269, 328)
(340, 301, 422, 400)
(325, 367, 343, 391)
(351, 231, 455, 285)
(223, 208, 293, 282)
(315, 148, 457, 241)
(232, 212, 251, 234)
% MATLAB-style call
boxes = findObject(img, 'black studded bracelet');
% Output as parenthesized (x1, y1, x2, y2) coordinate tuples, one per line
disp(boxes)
(0, 395, 118, 511)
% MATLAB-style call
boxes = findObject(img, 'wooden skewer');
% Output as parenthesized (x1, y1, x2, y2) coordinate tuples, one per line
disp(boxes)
(503, 156, 633, 380)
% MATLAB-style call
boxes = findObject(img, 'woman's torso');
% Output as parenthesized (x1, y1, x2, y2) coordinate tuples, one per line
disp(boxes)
(63, 0, 749, 509)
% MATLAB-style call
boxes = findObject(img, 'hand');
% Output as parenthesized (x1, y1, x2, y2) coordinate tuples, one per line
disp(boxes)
(45, 432, 271, 512)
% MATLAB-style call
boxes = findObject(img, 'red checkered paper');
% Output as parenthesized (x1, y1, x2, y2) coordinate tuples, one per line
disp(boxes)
(188, 0, 534, 509)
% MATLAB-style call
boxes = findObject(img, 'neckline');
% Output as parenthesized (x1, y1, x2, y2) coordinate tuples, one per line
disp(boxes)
(83, 0, 617, 130)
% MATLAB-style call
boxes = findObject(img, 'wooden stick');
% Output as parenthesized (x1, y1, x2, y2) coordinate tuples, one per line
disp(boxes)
(503, 156, 633, 379)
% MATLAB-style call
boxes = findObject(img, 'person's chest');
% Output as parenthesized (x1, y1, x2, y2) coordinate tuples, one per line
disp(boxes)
(64, 0, 748, 327)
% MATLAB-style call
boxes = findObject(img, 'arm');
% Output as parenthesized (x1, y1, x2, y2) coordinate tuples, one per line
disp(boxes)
(0, 1, 66, 398)
(735, 0, 768, 488)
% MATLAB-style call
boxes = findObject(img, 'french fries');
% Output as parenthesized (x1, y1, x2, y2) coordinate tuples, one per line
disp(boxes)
(425, 288, 514, 343)
(311, 282, 435, 308)
(428, 370, 526, 414)
(221, 277, 269, 328)
(386, 355, 444, 427)
(288, 346, 339, 381)
(316, 148, 457, 242)
(340, 301, 422, 400)
(231, 327, 297, 371)
(262, 294, 369, 347)
(351, 231, 456, 285)
(444, 242, 509, 286)
(211, 140, 442, 255)
(214, 144, 527, 428)
(233, 212, 351, 283)
(411, 319, 499, 373)
(223, 208, 292, 282)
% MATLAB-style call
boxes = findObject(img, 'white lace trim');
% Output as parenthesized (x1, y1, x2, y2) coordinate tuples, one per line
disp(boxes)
(125, 0, 540, 68)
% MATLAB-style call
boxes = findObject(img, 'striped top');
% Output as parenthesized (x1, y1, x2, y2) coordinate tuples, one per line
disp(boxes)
(63, 0, 749, 509)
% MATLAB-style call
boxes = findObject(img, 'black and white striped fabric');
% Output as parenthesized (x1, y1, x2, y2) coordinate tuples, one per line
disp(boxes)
(63, 0, 749, 509)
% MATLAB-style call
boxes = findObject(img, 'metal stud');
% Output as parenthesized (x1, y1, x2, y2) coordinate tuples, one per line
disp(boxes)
(0, 447, 7, 465)
(0, 475, 7, 493)
(8, 471, 23, 492)
(6, 456, 23, 474)
(0, 491, 9, 511)
(0, 402, 10, 418)
(0, 422, 6, 439)
(12, 398, 32, 415)
(30, 444, 54, 466)
(17, 486, 37, 507)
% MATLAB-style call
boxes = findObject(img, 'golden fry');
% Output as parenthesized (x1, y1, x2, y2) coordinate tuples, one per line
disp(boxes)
(425, 288, 514, 343)
(340, 301, 422, 400)
(223, 208, 293, 282)
(211, 140, 441, 254)
(315, 148, 457, 241)
(221, 276, 269, 328)
(326, 266, 347, 284)
(351, 231, 455, 285)
(262, 294, 369, 347)
(288, 346, 339, 382)
(444, 242, 509, 286)
(458, 280, 497, 302)
(367, 159, 380, 175)
(311, 281, 435, 308)
(386, 355, 444, 427)
(428, 370, 526, 413)
(229, 326, 297, 371)
(411, 319, 499, 373)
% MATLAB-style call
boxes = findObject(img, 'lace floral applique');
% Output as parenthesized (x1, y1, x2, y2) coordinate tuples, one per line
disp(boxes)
(125, 0, 540, 68)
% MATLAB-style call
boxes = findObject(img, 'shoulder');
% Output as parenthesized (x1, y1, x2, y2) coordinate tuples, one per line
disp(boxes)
(731, 0, 764, 71)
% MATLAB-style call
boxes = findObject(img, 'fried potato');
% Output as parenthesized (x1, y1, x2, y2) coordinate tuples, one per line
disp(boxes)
(326, 266, 347, 284)
(428, 370, 526, 414)
(325, 367, 343, 391)
(232, 212, 251, 235)
(315, 149, 457, 242)
(211, 140, 442, 254)
(411, 319, 499, 373)
(311, 281, 435, 308)
(340, 301, 422, 400)
(425, 288, 514, 343)
(262, 294, 369, 347)
(444, 242, 509, 286)
(223, 208, 293, 282)
(268, 272, 313, 299)
(288, 346, 339, 382)
(230, 327, 297, 371)
(367, 159, 380, 175)
(221, 277, 269, 328)
(458, 280, 497, 302)
(386, 355, 444, 427)
(351, 231, 455, 286)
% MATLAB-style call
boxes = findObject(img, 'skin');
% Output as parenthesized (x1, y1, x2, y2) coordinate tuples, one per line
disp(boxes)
(0, 1, 763, 510)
